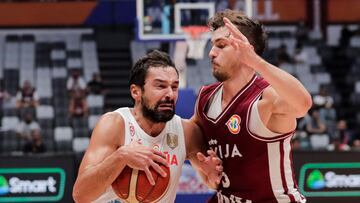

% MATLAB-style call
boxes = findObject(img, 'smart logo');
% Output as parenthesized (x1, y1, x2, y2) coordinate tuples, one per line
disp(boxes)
(299, 163, 360, 197)
(0, 176, 9, 195)
(306, 170, 325, 190)
(0, 168, 65, 202)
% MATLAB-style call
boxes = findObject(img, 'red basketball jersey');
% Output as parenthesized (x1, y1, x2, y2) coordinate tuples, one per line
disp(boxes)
(197, 75, 305, 203)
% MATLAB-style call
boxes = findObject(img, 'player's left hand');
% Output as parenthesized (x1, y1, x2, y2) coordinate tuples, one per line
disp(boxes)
(223, 17, 261, 68)
(196, 150, 223, 189)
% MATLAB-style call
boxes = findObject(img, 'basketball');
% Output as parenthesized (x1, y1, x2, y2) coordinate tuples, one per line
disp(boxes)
(112, 165, 170, 203)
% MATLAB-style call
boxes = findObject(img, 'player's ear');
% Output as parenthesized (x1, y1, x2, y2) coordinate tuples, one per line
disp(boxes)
(130, 84, 141, 100)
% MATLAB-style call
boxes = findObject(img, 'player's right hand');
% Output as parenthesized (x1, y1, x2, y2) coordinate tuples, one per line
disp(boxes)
(196, 150, 223, 189)
(118, 140, 168, 185)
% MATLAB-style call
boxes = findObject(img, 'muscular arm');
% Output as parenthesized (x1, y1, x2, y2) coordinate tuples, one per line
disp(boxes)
(72, 112, 127, 203)
(183, 119, 222, 189)
(73, 112, 168, 202)
(223, 17, 312, 134)
(224, 17, 312, 119)
(251, 58, 312, 133)
(251, 59, 312, 118)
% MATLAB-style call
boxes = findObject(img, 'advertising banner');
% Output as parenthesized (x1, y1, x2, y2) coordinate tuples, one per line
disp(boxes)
(293, 151, 360, 203)
(0, 154, 75, 203)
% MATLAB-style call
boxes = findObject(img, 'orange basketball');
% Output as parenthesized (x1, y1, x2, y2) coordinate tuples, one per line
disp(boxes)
(112, 165, 170, 203)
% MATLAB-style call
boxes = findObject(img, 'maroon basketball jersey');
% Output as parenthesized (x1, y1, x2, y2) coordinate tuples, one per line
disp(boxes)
(197, 75, 305, 203)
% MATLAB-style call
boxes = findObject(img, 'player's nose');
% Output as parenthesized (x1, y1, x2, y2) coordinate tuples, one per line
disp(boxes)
(209, 46, 217, 59)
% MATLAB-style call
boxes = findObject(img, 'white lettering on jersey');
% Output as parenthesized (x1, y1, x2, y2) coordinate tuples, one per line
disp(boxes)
(210, 144, 243, 159)
(217, 190, 252, 203)
(221, 172, 230, 188)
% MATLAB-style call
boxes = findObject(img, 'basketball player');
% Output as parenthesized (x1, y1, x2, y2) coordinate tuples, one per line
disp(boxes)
(73, 50, 222, 203)
(190, 10, 312, 203)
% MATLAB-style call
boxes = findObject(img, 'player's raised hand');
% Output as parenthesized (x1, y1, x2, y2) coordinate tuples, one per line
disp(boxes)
(196, 150, 223, 188)
(223, 17, 260, 67)
(119, 140, 168, 185)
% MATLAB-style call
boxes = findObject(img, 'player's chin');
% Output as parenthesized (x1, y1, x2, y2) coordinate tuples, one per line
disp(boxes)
(159, 110, 174, 118)
(158, 106, 174, 111)
(154, 110, 175, 122)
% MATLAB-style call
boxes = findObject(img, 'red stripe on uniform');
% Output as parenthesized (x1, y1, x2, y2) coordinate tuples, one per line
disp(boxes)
(280, 140, 295, 202)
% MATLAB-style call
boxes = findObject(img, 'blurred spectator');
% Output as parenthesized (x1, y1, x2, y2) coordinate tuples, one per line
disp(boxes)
(16, 113, 40, 140)
(320, 108, 337, 138)
(320, 108, 337, 137)
(69, 89, 88, 118)
(0, 82, 10, 124)
(294, 130, 311, 150)
(295, 20, 309, 44)
(67, 69, 86, 95)
(313, 85, 337, 136)
(327, 137, 350, 151)
(305, 108, 329, 150)
(333, 120, 350, 145)
(327, 120, 351, 151)
(293, 43, 308, 64)
(16, 80, 39, 118)
(313, 85, 334, 109)
(305, 109, 327, 135)
(352, 139, 360, 151)
(339, 26, 353, 47)
(291, 136, 301, 150)
(275, 44, 293, 66)
(22, 129, 46, 154)
(87, 73, 104, 95)
(0, 82, 10, 102)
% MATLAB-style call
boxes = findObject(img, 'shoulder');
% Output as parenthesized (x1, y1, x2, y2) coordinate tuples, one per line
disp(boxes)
(77, 111, 127, 157)
(92, 112, 125, 144)
(97, 111, 125, 129)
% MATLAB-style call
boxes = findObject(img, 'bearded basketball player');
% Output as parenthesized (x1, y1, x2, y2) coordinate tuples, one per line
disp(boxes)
(73, 50, 222, 203)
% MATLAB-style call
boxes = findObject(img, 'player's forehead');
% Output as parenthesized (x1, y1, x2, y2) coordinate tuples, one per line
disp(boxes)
(211, 27, 230, 43)
(146, 66, 179, 84)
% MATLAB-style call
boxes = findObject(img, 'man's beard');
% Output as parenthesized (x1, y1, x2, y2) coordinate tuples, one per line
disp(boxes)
(212, 70, 229, 82)
(141, 96, 175, 123)
(212, 62, 229, 82)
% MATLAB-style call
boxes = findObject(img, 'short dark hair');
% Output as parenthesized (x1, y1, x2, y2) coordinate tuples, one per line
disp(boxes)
(208, 9, 267, 55)
(129, 50, 177, 89)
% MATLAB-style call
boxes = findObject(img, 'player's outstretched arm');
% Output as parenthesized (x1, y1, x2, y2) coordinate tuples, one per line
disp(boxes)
(183, 119, 223, 189)
(73, 112, 168, 203)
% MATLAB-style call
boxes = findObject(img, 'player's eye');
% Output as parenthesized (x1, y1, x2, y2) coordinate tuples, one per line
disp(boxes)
(172, 85, 178, 90)
(217, 44, 225, 49)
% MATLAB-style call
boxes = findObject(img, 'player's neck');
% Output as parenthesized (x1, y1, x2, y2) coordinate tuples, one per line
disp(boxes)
(131, 107, 166, 137)
(222, 69, 255, 107)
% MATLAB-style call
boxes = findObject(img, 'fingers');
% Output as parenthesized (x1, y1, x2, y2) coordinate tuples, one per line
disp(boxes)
(213, 165, 223, 184)
(144, 167, 155, 185)
(212, 156, 222, 166)
(207, 149, 217, 157)
(196, 152, 206, 162)
(150, 161, 167, 178)
(152, 148, 167, 159)
(223, 17, 249, 43)
(216, 175, 222, 184)
(207, 150, 223, 164)
(151, 152, 168, 167)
